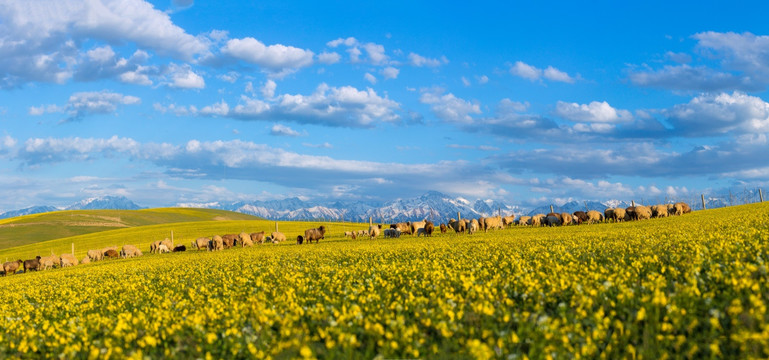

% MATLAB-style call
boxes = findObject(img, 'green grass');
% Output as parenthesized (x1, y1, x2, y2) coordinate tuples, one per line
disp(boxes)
(0, 216, 371, 261)
(0, 208, 262, 251)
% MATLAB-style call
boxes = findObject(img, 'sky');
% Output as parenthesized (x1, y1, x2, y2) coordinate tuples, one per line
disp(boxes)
(1, 0, 769, 211)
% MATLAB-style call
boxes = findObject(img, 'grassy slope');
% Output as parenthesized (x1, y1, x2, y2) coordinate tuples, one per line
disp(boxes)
(0, 208, 261, 251)
(0, 216, 371, 261)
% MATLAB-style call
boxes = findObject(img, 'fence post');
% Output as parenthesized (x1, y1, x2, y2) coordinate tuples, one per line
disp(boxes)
(72, 243, 75, 256)
(760, 188, 764, 202)
(631, 200, 635, 207)
(275, 222, 278, 232)
(549, 205, 554, 214)
(584, 201, 588, 212)
(369, 217, 372, 227)
(457, 212, 461, 222)
(171, 230, 174, 244)
(701, 194, 706, 210)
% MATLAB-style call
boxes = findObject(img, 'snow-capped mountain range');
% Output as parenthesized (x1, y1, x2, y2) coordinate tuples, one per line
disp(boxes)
(0, 189, 761, 221)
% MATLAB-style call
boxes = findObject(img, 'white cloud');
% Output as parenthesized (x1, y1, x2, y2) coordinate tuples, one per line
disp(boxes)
(168, 64, 205, 89)
(364, 73, 377, 84)
(327, 37, 358, 48)
(477, 75, 489, 84)
(510, 61, 576, 83)
(408, 53, 444, 67)
(419, 89, 482, 124)
(199, 100, 229, 116)
(363, 43, 388, 65)
(261, 79, 277, 98)
(555, 101, 633, 123)
(221, 37, 314, 74)
(381, 67, 399, 80)
(347, 47, 362, 63)
(318, 51, 341, 64)
(461, 77, 471, 87)
(303, 142, 333, 149)
(217, 71, 239, 83)
(270, 124, 305, 137)
(37, 91, 141, 122)
(665, 91, 769, 137)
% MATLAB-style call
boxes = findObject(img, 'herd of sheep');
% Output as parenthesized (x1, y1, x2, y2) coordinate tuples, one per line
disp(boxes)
(1, 202, 691, 276)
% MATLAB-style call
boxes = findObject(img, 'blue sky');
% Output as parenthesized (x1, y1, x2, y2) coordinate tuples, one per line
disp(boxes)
(1, 0, 769, 211)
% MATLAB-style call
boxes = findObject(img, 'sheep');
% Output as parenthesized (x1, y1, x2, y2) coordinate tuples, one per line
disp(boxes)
(447, 218, 466, 233)
(24, 256, 41, 272)
(193, 237, 210, 250)
(409, 221, 426, 236)
(572, 214, 581, 225)
(651, 204, 669, 218)
(358, 229, 368, 237)
(173, 245, 187, 252)
(634, 205, 652, 220)
(416, 228, 427, 237)
(545, 215, 561, 227)
(667, 203, 675, 214)
(625, 206, 637, 221)
(241, 238, 254, 247)
(104, 249, 120, 259)
(121, 245, 142, 258)
(304, 225, 326, 244)
(518, 216, 532, 226)
(38, 255, 60, 270)
(383, 228, 394, 238)
(586, 210, 603, 224)
(87, 249, 103, 262)
(612, 207, 628, 222)
(250, 232, 266, 244)
(439, 223, 447, 233)
(604, 208, 615, 223)
(369, 225, 381, 240)
(502, 215, 516, 228)
(296, 235, 304, 245)
(2, 260, 23, 276)
(424, 221, 435, 236)
(468, 219, 480, 234)
(572, 211, 589, 224)
(271, 231, 287, 243)
(210, 236, 224, 251)
(221, 234, 238, 249)
(238, 232, 251, 245)
(344, 231, 354, 238)
(560, 212, 573, 226)
(529, 214, 546, 227)
(81, 256, 91, 265)
(150, 239, 173, 254)
(483, 216, 503, 232)
(392, 222, 411, 235)
(673, 202, 691, 215)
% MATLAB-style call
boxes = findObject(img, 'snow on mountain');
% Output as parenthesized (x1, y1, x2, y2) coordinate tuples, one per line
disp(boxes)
(0, 205, 59, 219)
(65, 196, 143, 210)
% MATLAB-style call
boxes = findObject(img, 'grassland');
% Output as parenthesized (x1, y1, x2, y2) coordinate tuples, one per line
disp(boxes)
(0, 208, 261, 252)
(0, 202, 768, 359)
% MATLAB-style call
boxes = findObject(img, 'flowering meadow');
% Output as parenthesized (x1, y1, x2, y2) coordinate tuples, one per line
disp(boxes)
(1, 202, 768, 359)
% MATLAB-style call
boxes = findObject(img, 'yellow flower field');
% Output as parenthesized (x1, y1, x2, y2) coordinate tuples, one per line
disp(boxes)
(1, 202, 768, 359)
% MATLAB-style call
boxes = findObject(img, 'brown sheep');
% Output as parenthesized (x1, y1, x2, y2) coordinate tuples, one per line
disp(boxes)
(87, 249, 103, 261)
(304, 225, 326, 244)
(612, 207, 628, 222)
(210, 236, 224, 251)
(104, 249, 120, 259)
(271, 231, 286, 242)
(586, 210, 603, 224)
(604, 208, 615, 222)
(651, 204, 669, 218)
(173, 245, 186, 252)
(518, 216, 532, 226)
(222, 234, 238, 249)
(24, 256, 41, 272)
(572, 211, 588, 224)
(424, 221, 435, 236)
(238, 232, 251, 244)
(439, 223, 447, 233)
(625, 206, 637, 221)
(529, 214, 546, 227)
(560, 212, 572, 226)
(2, 260, 23, 276)
(409, 221, 426, 236)
(481, 216, 503, 232)
(60, 254, 78, 268)
(447, 218, 466, 233)
(192, 237, 210, 250)
(673, 202, 691, 215)
(121, 245, 143, 258)
(296, 235, 304, 244)
(392, 222, 411, 235)
(81, 256, 91, 265)
(635, 205, 652, 220)
(250, 232, 265, 244)
(502, 215, 516, 227)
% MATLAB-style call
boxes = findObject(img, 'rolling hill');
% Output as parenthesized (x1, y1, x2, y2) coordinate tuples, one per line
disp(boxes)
(0, 208, 262, 251)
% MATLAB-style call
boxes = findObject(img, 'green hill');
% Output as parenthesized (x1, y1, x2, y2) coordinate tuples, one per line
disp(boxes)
(0, 208, 262, 251)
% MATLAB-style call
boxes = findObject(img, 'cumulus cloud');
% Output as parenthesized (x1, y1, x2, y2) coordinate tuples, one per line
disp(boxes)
(0, 0, 208, 88)
(419, 89, 481, 124)
(221, 37, 314, 75)
(261, 79, 277, 98)
(167, 64, 205, 89)
(303, 142, 333, 149)
(191, 83, 400, 128)
(30, 91, 140, 122)
(628, 64, 751, 92)
(270, 124, 305, 137)
(325, 37, 390, 65)
(510, 61, 576, 83)
(19, 135, 140, 164)
(381, 66, 399, 80)
(554, 101, 633, 123)
(318, 51, 341, 64)
(408, 53, 446, 67)
(364, 72, 377, 84)
(665, 92, 769, 137)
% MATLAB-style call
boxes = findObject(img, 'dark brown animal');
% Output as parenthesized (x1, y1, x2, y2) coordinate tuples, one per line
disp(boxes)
(424, 221, 434, 237)
(439, 223, 447, 233)
(222, 234, 238, 248)
(572, 211, 588, 224)
(296, 235, 304, 244)
(250, 231, 265, 244)
(104, 249, 120, 259)
(24, 256, 41, 272)
(173, 245, 187, 252)
(304, 225, 326, 244)
(626, 206, 637, 221)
